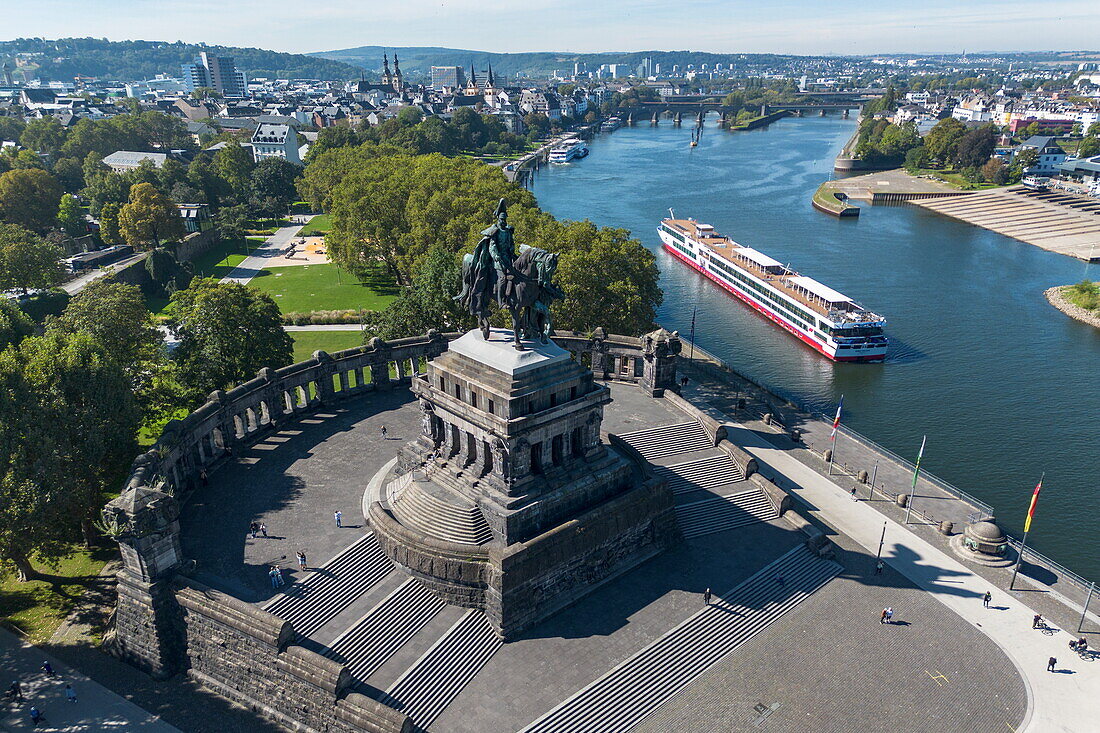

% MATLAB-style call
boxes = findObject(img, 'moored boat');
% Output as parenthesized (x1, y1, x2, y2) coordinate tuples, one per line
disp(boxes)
(657, 216, 887, 362)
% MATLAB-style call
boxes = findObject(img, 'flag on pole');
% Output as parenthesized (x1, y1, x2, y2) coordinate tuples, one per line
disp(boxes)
(911, 435, 926, 489)
(1023, 475, 1043, 533)
(830, 396, 843, 441)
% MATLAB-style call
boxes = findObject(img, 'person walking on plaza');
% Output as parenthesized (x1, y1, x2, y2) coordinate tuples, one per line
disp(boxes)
(881, 608, 889, 624)
(8, 680, 23, 702)
(851, 487, 858, 501)
(1047, 656, 1057, 672)
(885, 607, 894, 623)
(381, 425, 388, 440)
(249, 522, 258, 539)
(297, 551, 307, 571)
(703, 588, 711, 606)
(29, 706, 42, 726)
(269, 567, 280, 589)
(259, 522, 268, 538)
(40, 661, 54, 678)
(335, 510, 343, 528)
(65, 683, 77, 703)
(874, 560, 884, 575)
(983, 591, 991, 608)
(1033, 613, 1043, 629)
(200, 468, 208, 487)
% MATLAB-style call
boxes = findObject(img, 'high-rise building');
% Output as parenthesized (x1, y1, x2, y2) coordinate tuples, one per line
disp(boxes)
(181, 53, 245, 98)
(431, 66, 466, 90)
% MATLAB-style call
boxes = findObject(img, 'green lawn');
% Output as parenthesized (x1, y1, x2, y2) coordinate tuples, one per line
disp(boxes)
(297, 214, 331, 237)
(0, 549, 113, 644)
(188, 238, 254, 280)
(290, 330, 365, 362)
(250, 264, 396, 313)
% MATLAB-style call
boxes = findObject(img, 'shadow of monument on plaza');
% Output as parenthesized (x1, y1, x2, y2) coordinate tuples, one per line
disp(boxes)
(178, 390, 416, 603)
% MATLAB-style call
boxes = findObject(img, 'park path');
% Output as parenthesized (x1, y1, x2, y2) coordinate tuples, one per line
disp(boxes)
(60, 252, 149, 295)
(0, 628, 178, 732)
(220, 215, 314, 286)
(718, 417, 1099, 733)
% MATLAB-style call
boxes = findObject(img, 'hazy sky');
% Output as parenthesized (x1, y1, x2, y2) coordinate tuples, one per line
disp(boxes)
(5, 0, 1100, 56)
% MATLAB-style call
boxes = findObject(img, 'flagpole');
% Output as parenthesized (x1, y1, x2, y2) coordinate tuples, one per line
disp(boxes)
(828, 395, 843, 476)
(1010, 472, 1044, 591)
(905, 435, 925, 525)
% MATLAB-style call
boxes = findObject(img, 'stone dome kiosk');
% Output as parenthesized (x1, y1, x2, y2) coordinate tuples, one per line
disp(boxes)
(950, 517, 1015, 568)
(368, 328, 679, 640)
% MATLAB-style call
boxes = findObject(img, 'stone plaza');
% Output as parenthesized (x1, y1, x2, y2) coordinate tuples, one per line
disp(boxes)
(98, 325, 1035, 732)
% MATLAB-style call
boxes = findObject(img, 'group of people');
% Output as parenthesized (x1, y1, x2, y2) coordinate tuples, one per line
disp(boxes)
(268, 551, 309, 589)
(5, 661, 78, 727)
(879, 607, 895, 624)
(248, 521, 268, 539)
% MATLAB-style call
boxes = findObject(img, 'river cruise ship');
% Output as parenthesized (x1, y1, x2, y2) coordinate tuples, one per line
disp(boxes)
(548, 137, 589, 163)
(657, 217, 887, 362)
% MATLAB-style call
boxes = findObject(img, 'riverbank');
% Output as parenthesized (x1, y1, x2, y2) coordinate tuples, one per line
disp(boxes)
(811, 169, 962, 211)
(811, 180, 860, 216)
(1045, 285, 1100, 328)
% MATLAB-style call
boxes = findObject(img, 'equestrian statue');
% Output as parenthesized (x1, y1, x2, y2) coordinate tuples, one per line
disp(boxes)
(455, 199, 565, 350)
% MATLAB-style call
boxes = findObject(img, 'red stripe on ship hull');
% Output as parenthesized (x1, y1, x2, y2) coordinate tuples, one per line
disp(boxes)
(662, 242, 886, 363)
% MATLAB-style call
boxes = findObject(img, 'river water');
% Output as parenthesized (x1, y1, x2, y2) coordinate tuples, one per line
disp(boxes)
(530, 116, 1100, 580)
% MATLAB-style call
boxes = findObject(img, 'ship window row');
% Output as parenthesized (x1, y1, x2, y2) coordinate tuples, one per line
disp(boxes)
(662, 224, 686, 243)
(708, 259, 816, 330)
(669, 239, 695, 260)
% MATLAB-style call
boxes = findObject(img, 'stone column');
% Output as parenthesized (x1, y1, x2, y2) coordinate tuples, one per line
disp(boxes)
(312, 351, 336, 404)
(640, 328, 682, 397)
(102, 487, 185, 680)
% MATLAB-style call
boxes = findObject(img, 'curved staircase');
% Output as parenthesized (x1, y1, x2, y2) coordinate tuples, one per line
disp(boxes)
(391, 478, 494, 546)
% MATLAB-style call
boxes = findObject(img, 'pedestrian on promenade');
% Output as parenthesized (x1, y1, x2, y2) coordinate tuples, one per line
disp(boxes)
(297, 551, 307, 571)
(1047, 656, 1057, 672)
(8, 680, 23, 702)
(40, 661, 54, 678)
(983, 591, 991, 608)
(259, 522, 268, 538)
(703, 588, 711, 606)
(200, 468, 208, 487)
(1033, 613, 1043, 629)
(65, 683, 76, 703)
(381, 425, 388, 440)
(851, 487, 858, 501)
(881, 608, 889, 624)
(874, 561, 884, 575)
(335, 510, 343, 528)
(885, 607, 894, 623)
(269, 567, 280, 589)
(249, 522, 258, 539)
(29, 706, 42, 726)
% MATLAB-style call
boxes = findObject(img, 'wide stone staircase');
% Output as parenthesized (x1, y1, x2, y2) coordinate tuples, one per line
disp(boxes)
(654, 454, 745, 495)
(391, 479, 494, 546)
(675, 488, 779, 539)
(519, 544, 842, 733)
(324, 578, 447, 683)
(263, 534, 394, 638)
(616, 422, 714, 460)
(381, 610, 502, 730)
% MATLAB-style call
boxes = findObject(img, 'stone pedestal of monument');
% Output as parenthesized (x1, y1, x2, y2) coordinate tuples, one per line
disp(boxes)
(368, 328, 678, 639)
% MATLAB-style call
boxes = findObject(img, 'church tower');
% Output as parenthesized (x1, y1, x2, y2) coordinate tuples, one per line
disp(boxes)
(465, 62, 480, 95)
(392, 54, 404, 92)
(484, 60, 497, 94)
(382, 53, 392, 87)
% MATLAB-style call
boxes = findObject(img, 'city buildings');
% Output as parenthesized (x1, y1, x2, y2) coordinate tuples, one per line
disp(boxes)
(431, 65, 466, 90)
(251, 122, 301, 165)
(182, 52, 247, 98)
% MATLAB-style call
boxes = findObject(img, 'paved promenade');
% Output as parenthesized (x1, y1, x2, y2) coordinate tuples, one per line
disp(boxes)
(220, 216, 314, 286)
(0, 628, 177, 732)
(722, 418, 1099, 733)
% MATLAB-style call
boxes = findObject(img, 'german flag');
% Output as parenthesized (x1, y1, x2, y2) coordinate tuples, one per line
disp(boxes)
(1023, 475, 1043, 533)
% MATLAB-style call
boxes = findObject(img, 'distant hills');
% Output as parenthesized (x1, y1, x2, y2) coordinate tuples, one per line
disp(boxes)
(0, 38, 362, 82)
(314, 46, 803, 78)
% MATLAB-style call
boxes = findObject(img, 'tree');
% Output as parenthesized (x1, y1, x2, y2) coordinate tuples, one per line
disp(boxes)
(904, 146, 931, 172)
(56, 193, 86, 237)
(1087, 122, 1100, 137)
(308, 126, 360, 160)
(953, 125, 996, 169)
(363, 245, 475, 339)
(1013, 147, 1039, 173)
(981, 157, 1009, 185)
(144, 247, 193, 298)
(168, 278, 293, 396)
(19, 117, 66, 158)
(13, 331, 139, 544)
(50, 280, 177, 430)
(396, 106, 424, 127)
(213, 203, 250, 244)
(249, 158, 300, 210)
(118, 182, 183, 249)
(1078, 137, 1100, 159)
(0, 224, 65, 295)
(212, 141, 255, 201)
(923, 118, 967, 165)
(0, 297, 34, 351)
(0, 168, 63, 232)
(51, 157, 85, 192)
(97, 201, 124, 246)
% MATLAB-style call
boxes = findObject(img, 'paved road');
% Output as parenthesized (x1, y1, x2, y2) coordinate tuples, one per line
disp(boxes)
(719, 418, 1099, 733)
(60, 252, 149, 295)
(221, 217, 314, 286)
(0, 628, 177, 732)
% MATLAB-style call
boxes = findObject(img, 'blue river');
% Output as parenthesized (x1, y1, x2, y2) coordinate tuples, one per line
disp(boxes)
(529, 116, 1100, 580)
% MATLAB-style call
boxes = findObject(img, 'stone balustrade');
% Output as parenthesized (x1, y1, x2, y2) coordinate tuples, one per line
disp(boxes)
(121, 327, 681, 503)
